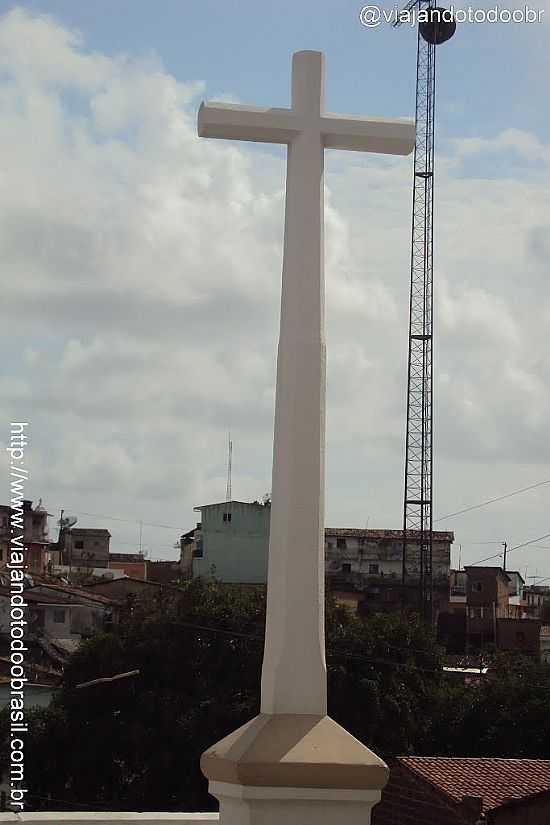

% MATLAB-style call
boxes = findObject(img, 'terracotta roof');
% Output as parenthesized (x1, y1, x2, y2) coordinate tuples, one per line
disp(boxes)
(325, 528, 454, 541)
(399, 756, 550, 812)
(28, 584, 121, 606)
(0, 587, 66, 605)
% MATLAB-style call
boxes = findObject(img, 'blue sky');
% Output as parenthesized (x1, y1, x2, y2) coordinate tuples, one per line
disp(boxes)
(6, 0, 549, 139)
(0, 2, 549, 578)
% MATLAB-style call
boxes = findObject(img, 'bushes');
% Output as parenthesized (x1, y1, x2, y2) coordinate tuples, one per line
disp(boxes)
(3, 580, 549, 811)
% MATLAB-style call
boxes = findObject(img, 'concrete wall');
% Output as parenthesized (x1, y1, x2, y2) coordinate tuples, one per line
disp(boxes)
(493, 794, 550, 825)
(109, 561, 147, 579)
(325, 534, 451, 584)
(497, 618, 541, 658)
(42, 604, 74, 639)
(193, 502, 271, 584)
(192, 505, 453, 592)
(0, 816, 219, 824)
(372, 763, 469, 825)
(64, 529, 111, 568)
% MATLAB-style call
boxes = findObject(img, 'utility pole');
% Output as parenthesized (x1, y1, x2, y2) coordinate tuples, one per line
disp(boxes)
(502, 541, 507, 571)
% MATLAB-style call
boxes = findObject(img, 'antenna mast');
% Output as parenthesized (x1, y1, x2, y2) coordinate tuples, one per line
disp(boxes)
(395, 2, 455, 624)
(225, 433, 233, 502)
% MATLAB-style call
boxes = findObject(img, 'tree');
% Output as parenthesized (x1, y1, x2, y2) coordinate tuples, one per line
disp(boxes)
(4, 580, 550, 812)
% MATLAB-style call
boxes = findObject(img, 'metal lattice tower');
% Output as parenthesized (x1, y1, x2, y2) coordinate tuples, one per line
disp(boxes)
(396, 3, 455, 622)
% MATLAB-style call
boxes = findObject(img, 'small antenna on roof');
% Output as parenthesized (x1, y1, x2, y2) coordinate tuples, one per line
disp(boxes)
(225, 433, 233, 503)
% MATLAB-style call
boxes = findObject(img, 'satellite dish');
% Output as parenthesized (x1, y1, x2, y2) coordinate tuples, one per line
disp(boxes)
(58, 515, 78, 529)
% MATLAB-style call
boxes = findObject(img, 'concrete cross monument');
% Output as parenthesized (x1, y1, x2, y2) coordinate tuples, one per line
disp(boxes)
(198, 51, 415, 825)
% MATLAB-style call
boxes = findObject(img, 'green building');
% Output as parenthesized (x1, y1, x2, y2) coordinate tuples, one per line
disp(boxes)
(192, 500, 270, 584)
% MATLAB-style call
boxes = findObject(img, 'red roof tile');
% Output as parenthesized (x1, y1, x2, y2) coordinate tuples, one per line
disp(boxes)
(399, 756, 550, 812)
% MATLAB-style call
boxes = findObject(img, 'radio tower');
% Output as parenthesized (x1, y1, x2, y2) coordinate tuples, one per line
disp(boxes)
(394, 3, 455, 622)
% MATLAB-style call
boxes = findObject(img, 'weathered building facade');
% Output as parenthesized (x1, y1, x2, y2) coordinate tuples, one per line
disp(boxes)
(189, 501, 453, 616)
(61, 527, 111, 569)
(192, 500, 272, 584)
(325, 528, 454, 616)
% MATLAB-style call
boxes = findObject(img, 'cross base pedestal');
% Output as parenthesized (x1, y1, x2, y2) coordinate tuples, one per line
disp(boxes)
(209, 782, 383, 825)
(201, 714, 388, 825)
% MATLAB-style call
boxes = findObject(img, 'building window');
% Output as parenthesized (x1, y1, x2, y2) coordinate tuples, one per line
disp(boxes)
(472, 581, 483, 593)
(223, 513, 232, 523)
(74, 540, 84, 550)
(53, 609, 66, 624)
(337, 538, 347, 550)
(368, 563, 379, 575)
(342, 563, 351, 574)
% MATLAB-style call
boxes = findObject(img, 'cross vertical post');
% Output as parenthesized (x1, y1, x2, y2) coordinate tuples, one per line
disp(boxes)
(198, 49, 415, 825)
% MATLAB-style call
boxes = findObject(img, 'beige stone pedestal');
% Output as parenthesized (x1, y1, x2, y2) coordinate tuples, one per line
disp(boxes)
(201, 714, 389, 825)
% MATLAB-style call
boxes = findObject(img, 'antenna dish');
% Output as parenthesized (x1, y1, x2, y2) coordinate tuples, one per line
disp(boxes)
(58, 515, 78, 529)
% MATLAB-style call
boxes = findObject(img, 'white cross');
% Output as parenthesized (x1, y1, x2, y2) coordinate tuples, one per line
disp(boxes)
(198, 51, 414, 716)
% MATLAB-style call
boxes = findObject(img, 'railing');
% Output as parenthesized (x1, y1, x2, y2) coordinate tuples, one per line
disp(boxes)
(0, 815, 219, 824)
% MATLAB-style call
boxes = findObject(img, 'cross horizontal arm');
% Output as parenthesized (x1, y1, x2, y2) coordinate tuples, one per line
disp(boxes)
(321, 114, 415, 155)
(198, 102, 298, 145)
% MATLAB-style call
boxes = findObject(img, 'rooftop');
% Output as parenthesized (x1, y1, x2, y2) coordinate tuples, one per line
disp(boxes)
(109, 552, 145, 562)
(326, 527, 454, 541)
(69, 527, 111, 536)
(29, 583, 121, 606)
(400, 756, 550, 812)
(464, 565, 510, 581)
(194, 500, 270, 512)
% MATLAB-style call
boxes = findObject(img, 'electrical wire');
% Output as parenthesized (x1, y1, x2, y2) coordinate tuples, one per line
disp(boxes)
(435, 477, 550, 523)
(470, 532, 550, 566)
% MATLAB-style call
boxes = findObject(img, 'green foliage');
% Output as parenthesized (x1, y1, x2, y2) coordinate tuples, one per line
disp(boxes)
(4, 581, 550, 812)
(421, 653, 550, 758)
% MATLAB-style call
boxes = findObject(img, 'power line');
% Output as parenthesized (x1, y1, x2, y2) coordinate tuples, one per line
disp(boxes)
(47, 506, 187, 533)
(469, 532, 550, 566)
(435, 477, 550, 523)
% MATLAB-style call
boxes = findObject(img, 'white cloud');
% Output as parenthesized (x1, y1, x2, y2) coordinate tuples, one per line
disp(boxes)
(0, 8, 548, 572)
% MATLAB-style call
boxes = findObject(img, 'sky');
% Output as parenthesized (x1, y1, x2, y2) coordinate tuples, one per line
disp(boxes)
(0, 1, 549, 580)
